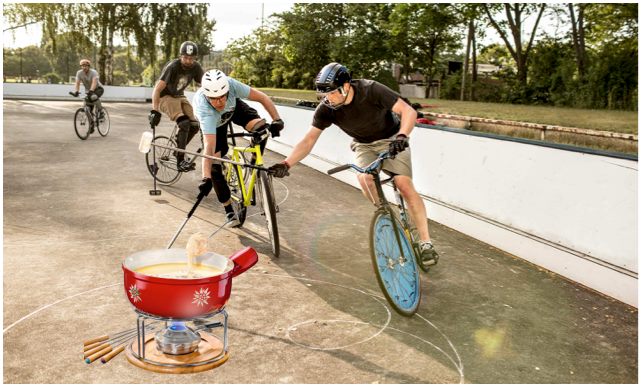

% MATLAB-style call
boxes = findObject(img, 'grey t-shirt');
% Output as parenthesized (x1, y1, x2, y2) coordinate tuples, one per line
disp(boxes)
(75, 69, 102, 90)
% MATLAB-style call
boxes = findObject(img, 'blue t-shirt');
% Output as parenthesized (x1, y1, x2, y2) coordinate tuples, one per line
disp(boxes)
(193, 78, 251, 135)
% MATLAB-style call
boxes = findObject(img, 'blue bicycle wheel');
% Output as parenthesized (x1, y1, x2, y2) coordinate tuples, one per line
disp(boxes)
(370, 209, 421, 316)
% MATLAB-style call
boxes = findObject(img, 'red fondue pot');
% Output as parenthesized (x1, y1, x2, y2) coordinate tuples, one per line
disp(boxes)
(122, 246, 258, 319)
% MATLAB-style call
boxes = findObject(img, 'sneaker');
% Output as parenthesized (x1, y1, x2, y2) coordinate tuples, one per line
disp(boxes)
(98, 110, 105, 120)
(419, 242, 439, 266)
(225, 211, 241, 228)
(177, 160, 196, 172)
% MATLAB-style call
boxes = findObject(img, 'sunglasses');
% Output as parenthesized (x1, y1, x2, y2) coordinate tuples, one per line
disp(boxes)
(208, 93, 228, 102)
(80, 64, 90, 67)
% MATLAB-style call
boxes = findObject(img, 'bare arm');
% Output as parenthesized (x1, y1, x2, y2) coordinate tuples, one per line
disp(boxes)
(152, 80, 167, 111)
(90, 76, 98, 92)
(202, 134, 218, 179)
(283, 126, 323, 167)
(74, 78, 81, 93)
(391, 97, 417, 137)
(248, 88, 280, 121)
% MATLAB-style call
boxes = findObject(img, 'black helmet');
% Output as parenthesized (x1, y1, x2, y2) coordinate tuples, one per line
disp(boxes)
(315, 62, 351, 93)
(180, 41, 198, 56)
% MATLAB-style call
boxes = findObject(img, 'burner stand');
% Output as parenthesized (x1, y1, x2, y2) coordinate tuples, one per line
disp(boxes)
(125, 308, 229, 374)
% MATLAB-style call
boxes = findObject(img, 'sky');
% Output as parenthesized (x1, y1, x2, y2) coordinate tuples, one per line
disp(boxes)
(2, 2, 296, 50)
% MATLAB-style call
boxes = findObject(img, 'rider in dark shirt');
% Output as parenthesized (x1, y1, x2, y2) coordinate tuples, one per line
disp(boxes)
(148, 41, 204, 171)
(268, 62, 439, 266)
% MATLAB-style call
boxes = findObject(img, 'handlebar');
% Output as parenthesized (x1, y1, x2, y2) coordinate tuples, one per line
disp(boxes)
(327, 152, 393, 175)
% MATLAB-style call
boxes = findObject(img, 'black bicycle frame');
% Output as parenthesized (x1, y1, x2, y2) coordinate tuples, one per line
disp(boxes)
(371, 170, 408, 262)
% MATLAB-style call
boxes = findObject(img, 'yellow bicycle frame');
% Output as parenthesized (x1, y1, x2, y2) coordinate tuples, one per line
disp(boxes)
(226, 142, 264, 207)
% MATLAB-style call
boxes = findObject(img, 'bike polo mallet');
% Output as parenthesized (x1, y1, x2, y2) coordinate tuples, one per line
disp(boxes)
(166, 189, 207, 248)
(141, 124, 162, 196)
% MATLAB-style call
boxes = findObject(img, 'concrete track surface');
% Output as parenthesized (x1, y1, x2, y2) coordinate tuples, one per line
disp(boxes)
(3, 100, 637, 383)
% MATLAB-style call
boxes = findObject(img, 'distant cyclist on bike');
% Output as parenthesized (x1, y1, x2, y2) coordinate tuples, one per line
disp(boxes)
(70, 59, 105, 130)
(268, 62, 439, 266)
(193, 69, 284, 226)
(148, 41, 204, 172)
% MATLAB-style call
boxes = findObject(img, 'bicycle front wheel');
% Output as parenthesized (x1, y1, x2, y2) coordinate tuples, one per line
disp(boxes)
(256, 170, 280, 257)
(224, 161, 247, 227)
(370, 208, 421, 316)
(97, 108, 110, 137)
(74, 108, 91, 140)
(145, 135, 181, 185)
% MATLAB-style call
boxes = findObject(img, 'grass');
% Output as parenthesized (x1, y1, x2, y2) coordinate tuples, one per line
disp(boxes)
(258, 87, 638, 136)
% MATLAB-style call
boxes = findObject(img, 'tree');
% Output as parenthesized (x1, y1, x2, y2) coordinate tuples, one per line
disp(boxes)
(483, 3, 547, 88)
(388, 4, 463, 88)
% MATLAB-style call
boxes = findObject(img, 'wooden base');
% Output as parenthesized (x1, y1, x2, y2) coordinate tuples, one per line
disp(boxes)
(125, 332, 229, 374)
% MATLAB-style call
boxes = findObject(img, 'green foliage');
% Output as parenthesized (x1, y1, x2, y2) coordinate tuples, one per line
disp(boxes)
(4, 3, 216, 85)
(3, 47, 51, 78)
(43, 72, 62, 84)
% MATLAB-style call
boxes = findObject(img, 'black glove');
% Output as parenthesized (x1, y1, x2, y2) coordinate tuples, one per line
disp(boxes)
(268, 119, 284, 138)
(198, 177, 213, 196)
(70, 91, 80, 97)
(388, 134, 409, 157)
(252, 126, 269, 142)
(87, 89, 94, 96)
(149, 110, 162, 127)
(268, 162, 290, 178)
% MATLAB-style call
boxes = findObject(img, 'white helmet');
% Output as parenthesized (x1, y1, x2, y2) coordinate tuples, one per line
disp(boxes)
(201, 69, 229, 97)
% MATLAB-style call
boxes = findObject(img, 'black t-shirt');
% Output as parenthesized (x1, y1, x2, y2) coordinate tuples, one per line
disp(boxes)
(312, 79, 401, 143)
(159, 59, 204, 97)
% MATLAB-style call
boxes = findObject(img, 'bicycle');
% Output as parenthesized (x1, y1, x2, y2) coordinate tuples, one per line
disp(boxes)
(224, 126, 280, 258)
(327, 151, 426, 316)
(144, 123, 203, 186)
(69, 92, 110, 140)
(138, 126, 279, 257)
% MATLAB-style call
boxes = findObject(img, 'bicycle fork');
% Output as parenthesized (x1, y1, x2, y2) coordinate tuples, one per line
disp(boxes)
(373, 174, 408, 267)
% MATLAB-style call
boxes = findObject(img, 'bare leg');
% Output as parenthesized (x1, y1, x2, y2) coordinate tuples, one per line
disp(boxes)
(393, 175, 431, 243)
(357, 174, 380, 206)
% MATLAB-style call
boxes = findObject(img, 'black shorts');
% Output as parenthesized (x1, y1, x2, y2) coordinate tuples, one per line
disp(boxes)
(214, 99, 260, 156)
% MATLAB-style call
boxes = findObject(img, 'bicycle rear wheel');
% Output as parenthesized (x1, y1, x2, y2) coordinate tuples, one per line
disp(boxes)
(370, 208, 421, 316)
(145, 135, 181, 185)
(224, 161, 247, 227)
(97, 108, 110, 137)
(256, 170, 280, 257)
(74, 108, 91, 140)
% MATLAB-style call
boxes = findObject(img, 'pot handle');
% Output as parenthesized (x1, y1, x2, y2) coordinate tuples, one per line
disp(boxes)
(229, 247, 258, 277)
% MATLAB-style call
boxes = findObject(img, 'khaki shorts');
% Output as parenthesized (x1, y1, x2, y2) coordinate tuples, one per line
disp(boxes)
(158, 95, 196, 121)
(350, 137, 412, 178)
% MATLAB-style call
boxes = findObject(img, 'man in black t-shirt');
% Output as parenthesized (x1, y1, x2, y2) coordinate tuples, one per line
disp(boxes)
(148, 41, 205, 171)
(268, 62, 439, 266)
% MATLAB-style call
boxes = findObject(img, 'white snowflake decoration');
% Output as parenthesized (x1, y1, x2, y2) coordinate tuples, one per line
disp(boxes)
(129, 284, 142, 303)
(192, 287, 211, 307)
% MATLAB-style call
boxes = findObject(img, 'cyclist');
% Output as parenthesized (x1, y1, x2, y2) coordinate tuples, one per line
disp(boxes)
(148, 41, 204, 172)
(70, 59, 105, 130)
(193, 69, 284, 226)
(268, 62, 439, 266)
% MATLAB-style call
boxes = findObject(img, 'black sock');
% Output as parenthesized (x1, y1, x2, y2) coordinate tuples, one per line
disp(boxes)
(224, 204, 234, 214)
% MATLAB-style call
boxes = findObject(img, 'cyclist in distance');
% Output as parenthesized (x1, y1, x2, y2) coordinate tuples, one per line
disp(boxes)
(71, 59, 105, 128)
(148, 41, 204, 172)
(268, 62, 439, 266)
(193, 69, 285, 226)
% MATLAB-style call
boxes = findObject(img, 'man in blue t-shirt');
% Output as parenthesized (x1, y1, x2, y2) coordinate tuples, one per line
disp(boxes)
(192, 69, 284, 226)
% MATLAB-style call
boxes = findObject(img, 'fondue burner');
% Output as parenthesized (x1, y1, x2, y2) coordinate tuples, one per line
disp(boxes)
(155, 322, 201, 355)
(125, 308, 229, 373)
